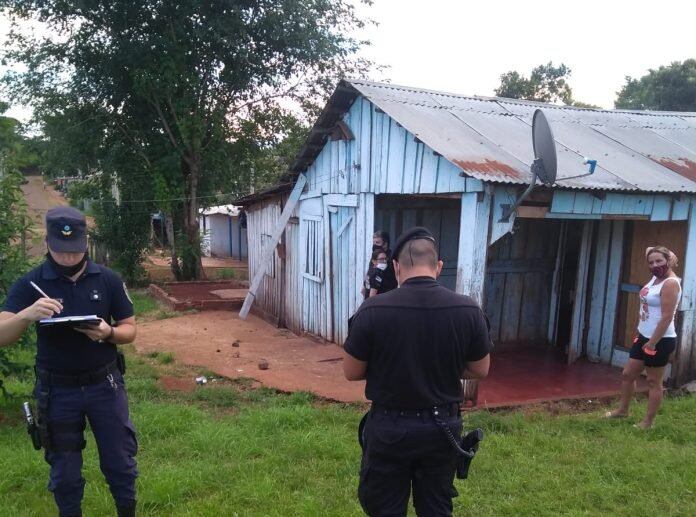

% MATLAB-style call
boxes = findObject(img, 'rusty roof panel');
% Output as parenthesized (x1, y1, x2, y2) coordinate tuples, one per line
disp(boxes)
(346, 80, 696, 193)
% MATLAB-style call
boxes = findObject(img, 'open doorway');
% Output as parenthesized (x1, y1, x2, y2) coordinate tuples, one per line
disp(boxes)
(551, 221, 585, 349)
(484, 218, 588, 359)
(374, 195, 461, 291)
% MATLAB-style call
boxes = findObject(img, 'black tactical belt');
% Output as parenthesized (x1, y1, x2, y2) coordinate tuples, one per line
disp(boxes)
(372, 402, 460, 418)
(36, 359, 119, 387)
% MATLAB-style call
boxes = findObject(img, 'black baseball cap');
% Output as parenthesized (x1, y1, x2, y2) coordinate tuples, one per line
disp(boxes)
(392, 226, 437, 261)
(46, 206, 88, 253)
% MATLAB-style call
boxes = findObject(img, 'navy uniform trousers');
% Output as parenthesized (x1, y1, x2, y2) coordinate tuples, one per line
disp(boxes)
(34, 370, 138, 516)
(359, 408, 461, 517)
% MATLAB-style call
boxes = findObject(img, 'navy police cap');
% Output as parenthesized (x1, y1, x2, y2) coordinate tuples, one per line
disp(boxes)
(45, 206, 88, 253)
(392, 226, 436, 261)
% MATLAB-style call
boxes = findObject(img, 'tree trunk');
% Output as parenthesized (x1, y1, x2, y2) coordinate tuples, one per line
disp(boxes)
(180, 152, 206, 280)
(165, 212, 183, 280)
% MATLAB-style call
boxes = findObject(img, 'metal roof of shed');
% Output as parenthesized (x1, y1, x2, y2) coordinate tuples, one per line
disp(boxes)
(287, 80, 696, 194)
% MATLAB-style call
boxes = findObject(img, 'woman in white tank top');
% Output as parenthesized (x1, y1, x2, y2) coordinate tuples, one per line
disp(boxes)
(606, 245, 681, 429)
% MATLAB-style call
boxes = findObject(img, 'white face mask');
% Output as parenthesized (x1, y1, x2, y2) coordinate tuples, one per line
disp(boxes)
(376, 263, 387, 271)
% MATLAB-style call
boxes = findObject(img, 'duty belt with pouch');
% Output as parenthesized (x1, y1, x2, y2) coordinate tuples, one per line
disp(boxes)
(24, 353, 128, 451)
(431, 405, 484, 480)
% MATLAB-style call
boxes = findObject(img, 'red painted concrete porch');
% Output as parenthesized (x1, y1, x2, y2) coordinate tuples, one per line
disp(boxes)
(477, 346, 647, 408)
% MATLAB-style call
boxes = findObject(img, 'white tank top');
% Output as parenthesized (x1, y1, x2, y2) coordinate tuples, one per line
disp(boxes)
(637, 276, 681, 338)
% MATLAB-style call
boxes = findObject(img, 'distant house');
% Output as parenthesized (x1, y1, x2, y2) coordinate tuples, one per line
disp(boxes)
(238, 79, 696, 386)
(199, 205, 247, 260)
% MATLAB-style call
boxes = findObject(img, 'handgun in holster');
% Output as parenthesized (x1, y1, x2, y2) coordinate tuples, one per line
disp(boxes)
(431, 407, 484, 480)
(23, 402, 44, 451)
(455, 428, 484, 480)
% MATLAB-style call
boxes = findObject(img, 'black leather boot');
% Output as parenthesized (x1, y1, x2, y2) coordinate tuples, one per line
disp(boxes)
(116, 501, 136, 517)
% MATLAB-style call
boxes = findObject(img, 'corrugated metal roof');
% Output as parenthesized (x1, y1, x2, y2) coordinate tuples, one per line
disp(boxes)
(199, 204, 241, 216)
(346, 80, 696, 193)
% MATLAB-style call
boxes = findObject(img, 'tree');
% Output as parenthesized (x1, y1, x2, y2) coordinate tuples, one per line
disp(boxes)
(0, 102, 33, 390)
(495, 62, 598, 108)
(2, 0, 375, 279)
(615, 59, 696, 111)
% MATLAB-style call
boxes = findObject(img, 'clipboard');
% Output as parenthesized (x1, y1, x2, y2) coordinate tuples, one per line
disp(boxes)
(38, 315, 102, 328)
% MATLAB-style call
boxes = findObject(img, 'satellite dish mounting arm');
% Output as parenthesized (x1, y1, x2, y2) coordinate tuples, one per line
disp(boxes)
(499, 161, 539, 222)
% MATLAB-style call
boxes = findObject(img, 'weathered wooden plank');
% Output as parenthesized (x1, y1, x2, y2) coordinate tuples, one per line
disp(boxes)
(360, 99, 372, 193)
(601, 220, 624, 363)
(672, 198, 690, 220)
(484, 272, 506, 343)
(550, 191, 576, 213)
(386, 122, 407, 193)
(517, 206, 549, 218)
(418, 149, 439, 193)
(569, 220, 593, 362)
(547, 221, 566, 343)
(587, 221, 611, 361)
(456, 191, 492, 304)
(442, 159, 467, 192)
(323, 199, 334, 341)
(573, 192, 594, 214)
(486, 258, 556, 274)
(490, 186, 517, 245)
(401, 135, 419, 194)
(379, 116, 391, 193)
(611, 348, 630, 368)
(604, 194, 625, 215)
(546, 212, 602, 220)
(465, 178, 485, 193)
(651, 196, 672, 221)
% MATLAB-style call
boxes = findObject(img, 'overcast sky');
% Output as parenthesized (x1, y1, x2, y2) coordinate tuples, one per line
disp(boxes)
(2, 0, 694, 122)
(354, 0, 695, 108)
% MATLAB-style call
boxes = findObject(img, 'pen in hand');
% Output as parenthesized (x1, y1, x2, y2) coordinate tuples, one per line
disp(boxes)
(29, 281, 62, 315)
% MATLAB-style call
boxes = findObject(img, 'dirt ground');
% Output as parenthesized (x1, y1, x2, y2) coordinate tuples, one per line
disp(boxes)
(145, 254, 248, 282)
(134, 311, 366, 403)
(160, 282, 248, 304)
(20, 175, 69, 258)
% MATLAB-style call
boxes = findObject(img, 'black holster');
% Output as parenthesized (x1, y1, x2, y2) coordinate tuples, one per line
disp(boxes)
(117, 351, 127, 375)
(455, 429, 484, 479)
(23, 402, 43, 450)
(34, 385, 51, 451)
(431, 407, 483, 480)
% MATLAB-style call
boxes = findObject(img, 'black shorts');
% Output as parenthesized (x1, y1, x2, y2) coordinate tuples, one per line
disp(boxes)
(629, 334, 676, 368)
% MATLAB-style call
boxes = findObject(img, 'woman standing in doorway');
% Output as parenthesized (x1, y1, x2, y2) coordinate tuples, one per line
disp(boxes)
(607, 246, 681, 428)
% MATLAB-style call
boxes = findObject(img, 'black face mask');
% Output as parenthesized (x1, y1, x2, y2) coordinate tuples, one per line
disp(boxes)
(46, 252, 88, 278)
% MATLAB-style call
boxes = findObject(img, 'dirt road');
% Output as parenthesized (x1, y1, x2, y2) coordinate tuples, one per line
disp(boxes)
(20, 175, 69, 258)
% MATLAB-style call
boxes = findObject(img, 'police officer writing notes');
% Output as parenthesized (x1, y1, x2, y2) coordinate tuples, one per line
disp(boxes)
(343, 227, 492, 517)
(0, 207, 138, 517)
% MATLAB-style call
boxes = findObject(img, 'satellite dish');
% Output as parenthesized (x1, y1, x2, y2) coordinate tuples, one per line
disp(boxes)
(531, 109, 557, 186)
(499, 109, 557, 222)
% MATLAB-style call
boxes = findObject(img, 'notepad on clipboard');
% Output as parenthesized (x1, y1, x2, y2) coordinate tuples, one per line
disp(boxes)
(38, 315, 102, 328)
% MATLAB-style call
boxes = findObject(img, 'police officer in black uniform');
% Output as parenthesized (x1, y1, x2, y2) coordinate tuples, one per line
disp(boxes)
(371, 230, 398, 293)
(343, 227, 491, 516)
(0, 207, 138, 517)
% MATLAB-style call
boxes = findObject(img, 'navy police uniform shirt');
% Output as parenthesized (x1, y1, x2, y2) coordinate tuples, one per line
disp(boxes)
(363, 267, 386, 299)
(3, 259, 134, 373)
(344, 276, 491, 409)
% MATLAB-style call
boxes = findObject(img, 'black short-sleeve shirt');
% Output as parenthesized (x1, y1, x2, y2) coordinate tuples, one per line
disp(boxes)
(3, 260, 134, 373)
(344, 276, 491, 408)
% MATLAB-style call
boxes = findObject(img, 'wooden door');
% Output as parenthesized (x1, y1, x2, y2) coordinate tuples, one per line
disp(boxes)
(616, 221, 687, 349)
(329, 205, 357, 345)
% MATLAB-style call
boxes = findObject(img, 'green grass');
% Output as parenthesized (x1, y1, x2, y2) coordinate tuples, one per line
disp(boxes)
(215, 268, 237, 280)
(1, 345, 695, 515)
(130, 290, 184, 322)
